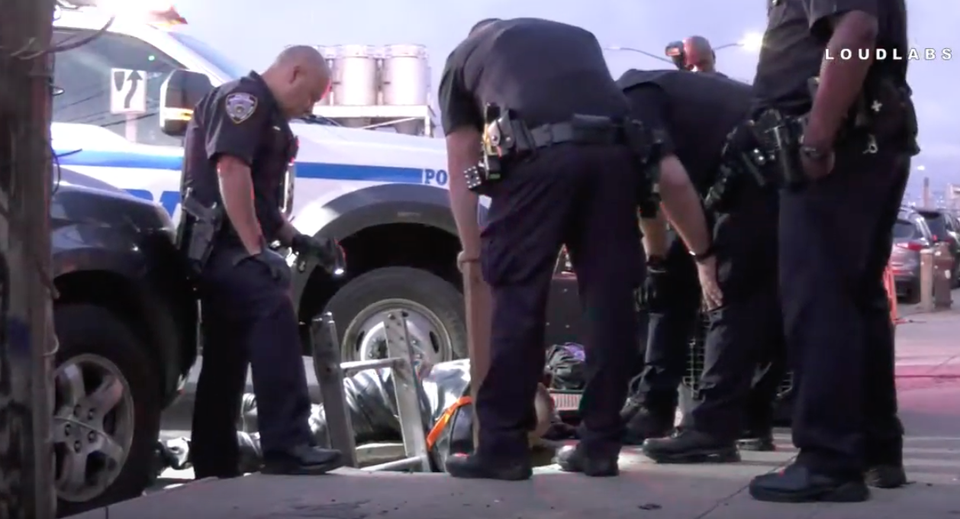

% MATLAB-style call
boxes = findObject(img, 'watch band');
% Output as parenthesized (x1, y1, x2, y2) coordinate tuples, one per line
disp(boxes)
(800, 144, 829, 161)
(690, 244, 716, 262)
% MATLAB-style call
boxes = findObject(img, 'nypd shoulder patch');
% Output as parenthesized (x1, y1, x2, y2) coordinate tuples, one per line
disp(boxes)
(224, 92, 258, 124)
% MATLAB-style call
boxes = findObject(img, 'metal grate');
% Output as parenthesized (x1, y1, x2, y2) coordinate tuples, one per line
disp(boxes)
(681, 310, 794, 399)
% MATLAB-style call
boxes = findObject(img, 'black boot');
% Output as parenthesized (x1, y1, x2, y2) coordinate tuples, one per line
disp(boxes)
(621, 402, 674, 446)
(554, 445, 618, 477)
(261, 444, 344, 475)
(749, 463, 869, 503)
(642, 429, 739, 464)
(865, 464, 907, 488)
(737, 428, 776, 452)
(445, 452, 533, 481)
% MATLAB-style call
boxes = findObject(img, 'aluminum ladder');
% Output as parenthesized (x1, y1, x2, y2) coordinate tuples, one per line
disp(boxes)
(309, 311, 431, 472)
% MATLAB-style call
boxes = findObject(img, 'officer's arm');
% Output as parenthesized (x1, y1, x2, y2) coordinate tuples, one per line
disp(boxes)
(439, 52, 483, 257)
(628, 86, 712, 257)
(639, 210, 669, 259)
(804, 0, 880, 146)
(206, 90, 270, 255)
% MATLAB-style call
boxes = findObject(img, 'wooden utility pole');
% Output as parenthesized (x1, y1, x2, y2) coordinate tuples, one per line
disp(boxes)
(0, 0, 59, 518)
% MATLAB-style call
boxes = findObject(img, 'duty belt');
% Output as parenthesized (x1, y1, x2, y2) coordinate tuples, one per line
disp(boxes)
(523, 119, 628, 150)
(703, 120, 778, 213)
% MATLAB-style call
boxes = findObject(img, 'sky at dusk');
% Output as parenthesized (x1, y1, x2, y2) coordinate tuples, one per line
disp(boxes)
(174, 0, 957, 199)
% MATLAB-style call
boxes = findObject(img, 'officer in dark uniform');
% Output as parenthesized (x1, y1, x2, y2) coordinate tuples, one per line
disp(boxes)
(613, 70, 786, 462)
(439, 18, 717, 480)
(181, 46, 345, 477)
(747, 0, 914, 502)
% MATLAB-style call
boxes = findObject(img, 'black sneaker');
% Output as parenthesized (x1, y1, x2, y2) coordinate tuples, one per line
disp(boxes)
(749, 464, 869, 503)
(445, 453, 532, 481)
(621, 402, 674, 446)
(261, 444, 343, 475)
(737, 429, 776, 452)
(555, 445, 618, 477)
(642, 430, 739, 464)
(865, 464, 907, 488)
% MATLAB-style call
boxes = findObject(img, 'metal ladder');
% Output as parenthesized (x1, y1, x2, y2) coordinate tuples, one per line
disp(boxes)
(309, 311, 431, 472)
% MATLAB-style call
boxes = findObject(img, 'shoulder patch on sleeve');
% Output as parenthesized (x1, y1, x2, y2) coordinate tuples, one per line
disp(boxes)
(224, 92, 258, 124)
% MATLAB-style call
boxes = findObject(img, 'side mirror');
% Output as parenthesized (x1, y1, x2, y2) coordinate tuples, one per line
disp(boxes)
(160, 69, 213, 137)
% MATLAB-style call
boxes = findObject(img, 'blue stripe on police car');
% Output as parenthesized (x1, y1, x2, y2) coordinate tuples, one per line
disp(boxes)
(55, 148, 448, 214)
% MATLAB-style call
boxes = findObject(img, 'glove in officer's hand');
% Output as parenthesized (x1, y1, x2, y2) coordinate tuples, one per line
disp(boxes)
(292, 233, 345, 275)
(251, 249, 291, 285)
(641, 258, 670, 312)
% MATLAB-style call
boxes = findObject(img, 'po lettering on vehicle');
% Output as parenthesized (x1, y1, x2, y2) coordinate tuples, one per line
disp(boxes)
(422, 168, 448, 186)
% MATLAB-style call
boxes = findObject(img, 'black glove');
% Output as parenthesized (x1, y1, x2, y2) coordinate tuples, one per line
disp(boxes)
(291, 233, 345, 275)
(251, 249, 291, 285)
(641, 257, 670, 312)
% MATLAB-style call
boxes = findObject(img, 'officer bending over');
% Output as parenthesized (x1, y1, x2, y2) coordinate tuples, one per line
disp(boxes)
(747, 0, 914, 503)
(181, 46, 345, 477)
(439, 18, 717, 480)
(612, 70, 786, 463)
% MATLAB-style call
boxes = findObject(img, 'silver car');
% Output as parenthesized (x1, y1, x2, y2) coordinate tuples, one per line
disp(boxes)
(891, 209, 933, 303)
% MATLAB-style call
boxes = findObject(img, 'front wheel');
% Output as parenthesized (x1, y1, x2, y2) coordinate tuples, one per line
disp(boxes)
(53, 304, 162, 517)
(324, 267, 467, 364)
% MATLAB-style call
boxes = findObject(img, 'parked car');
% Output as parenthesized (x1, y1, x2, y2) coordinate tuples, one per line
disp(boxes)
(891, 208, 934, 303)
(915, 208, 960, 289)
(51, 167, 197, 516)
(941, 211, 960, 287)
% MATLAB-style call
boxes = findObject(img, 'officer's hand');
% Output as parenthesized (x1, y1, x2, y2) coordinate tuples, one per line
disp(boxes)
(641, 260, 670, 312)
(457, 250, 479, 273)
(696, 256, 723, 310)
(292, 233, 345, 275)
(251, 249, 292, 285)
(801, 151, 835, 181)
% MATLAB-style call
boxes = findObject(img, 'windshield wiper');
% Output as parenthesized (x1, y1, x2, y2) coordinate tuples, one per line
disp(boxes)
(296, 114, 340, 126)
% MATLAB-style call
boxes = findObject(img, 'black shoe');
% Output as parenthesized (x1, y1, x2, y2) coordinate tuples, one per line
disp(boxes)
(865, 464, 907, 488)
(261, 444, 344, 475)
(749, 464, 869, 503)
(445, 453, 532, 481)
(642, 430, 740, 464)
(737, 429, 776, 452)
(555, 445, 618, 477)
(621, 403, 674, 446)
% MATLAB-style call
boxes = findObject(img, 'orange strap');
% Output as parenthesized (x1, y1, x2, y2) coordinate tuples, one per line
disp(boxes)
(425, 396, 472, 451)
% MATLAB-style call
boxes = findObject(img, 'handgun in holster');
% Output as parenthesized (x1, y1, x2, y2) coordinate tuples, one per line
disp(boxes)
(624, 119, 661, 217)
(754, 109, 806, 189)
(464, 104, 511, 194)
(176, 188, 223, 276)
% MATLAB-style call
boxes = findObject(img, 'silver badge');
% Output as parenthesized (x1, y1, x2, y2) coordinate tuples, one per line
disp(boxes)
(225, 93, 257, 124)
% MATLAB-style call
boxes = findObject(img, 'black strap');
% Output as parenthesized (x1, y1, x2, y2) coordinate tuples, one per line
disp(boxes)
(526, 121, 625, 149)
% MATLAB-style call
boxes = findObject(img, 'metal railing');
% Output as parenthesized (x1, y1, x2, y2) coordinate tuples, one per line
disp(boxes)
(309, 311, 431, 472)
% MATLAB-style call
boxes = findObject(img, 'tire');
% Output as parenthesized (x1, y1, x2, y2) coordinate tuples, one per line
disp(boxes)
(324, 267, 467, 363)
(54, 304, 162, 517)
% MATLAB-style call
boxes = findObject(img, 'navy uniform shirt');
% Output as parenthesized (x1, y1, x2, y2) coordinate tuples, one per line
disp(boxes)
(181, 72, 297, 246)
(617, 70, 752, 192)
(753, 0, 909, 115)
(438, 18, 630, 134)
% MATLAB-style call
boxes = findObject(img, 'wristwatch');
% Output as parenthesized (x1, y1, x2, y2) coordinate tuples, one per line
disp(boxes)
(689, 244, 716, 263)
(646, 255, 666, 269)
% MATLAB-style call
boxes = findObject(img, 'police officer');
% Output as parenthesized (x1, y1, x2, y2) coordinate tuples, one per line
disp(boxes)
(620, 71, 785, 453)
(439, 18, 718, 480)
(612, 70, 786, 463)
(747, 0, 913, 502)
(182, 46, 345, 478)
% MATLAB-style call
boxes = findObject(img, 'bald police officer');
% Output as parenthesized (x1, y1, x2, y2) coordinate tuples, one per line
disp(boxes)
(611, 70, 785, 463)
(182, 46, 345, 477)
(747, 0, 914, 502)
(439, 18, 717, 480)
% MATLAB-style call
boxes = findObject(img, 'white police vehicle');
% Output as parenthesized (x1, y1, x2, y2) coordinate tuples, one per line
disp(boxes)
(52, 3, 470, 373)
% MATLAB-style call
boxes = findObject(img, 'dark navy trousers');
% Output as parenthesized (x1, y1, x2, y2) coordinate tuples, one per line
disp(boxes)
(477, 144, 643, 458)
(191, 246, 312, 478)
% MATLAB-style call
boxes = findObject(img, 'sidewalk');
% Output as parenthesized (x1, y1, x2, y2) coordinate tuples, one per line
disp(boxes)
(74, 314, 960, 519)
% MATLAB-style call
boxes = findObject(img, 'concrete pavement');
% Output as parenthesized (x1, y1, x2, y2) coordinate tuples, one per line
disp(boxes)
(112, 307, 960, 519)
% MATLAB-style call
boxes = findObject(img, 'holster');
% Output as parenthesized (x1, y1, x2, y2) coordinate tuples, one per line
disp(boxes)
(704, 121, 778, 212)
(176, 189, 223, 276)
(753, 109, 807, 189)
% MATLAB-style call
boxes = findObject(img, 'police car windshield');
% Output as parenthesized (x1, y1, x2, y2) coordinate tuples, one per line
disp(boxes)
(168, 32, 249, 79)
